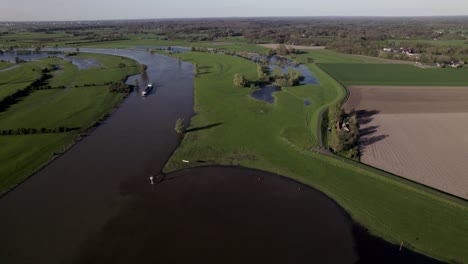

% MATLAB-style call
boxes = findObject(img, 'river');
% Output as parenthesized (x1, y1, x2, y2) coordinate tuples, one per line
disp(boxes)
(0, 48, 440, 263)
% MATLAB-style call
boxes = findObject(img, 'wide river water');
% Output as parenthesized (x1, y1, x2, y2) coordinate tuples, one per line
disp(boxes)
(0, 49, 440, 263)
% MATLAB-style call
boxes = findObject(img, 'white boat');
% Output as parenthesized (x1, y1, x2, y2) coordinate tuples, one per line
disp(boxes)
(142, 84, 153, 96)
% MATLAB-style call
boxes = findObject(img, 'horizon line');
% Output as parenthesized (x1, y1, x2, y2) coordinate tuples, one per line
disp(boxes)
(2, 15, 468, 23)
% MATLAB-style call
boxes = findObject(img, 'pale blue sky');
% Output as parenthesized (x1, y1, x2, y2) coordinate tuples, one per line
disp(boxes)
(1, 0, 468, 21)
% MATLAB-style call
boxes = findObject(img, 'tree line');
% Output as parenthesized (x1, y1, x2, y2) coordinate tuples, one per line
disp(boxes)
(327, 104, 359, 160)
(0, 126, 78, 136)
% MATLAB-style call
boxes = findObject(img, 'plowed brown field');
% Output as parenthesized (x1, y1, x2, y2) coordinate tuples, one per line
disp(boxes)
(344, 86, 468, 199)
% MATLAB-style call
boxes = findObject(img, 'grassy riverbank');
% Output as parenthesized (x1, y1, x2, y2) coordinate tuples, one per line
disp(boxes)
(0, 53, 139, 195)
(163, 51, 468, 263)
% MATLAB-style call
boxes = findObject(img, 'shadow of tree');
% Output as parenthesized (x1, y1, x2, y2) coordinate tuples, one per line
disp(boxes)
(356, 109, 389, 152)
(359, 134, 389, 147)
(356, 109, 380, 126)
(185, 123, 222, 133)
(360, 126, 379, 137)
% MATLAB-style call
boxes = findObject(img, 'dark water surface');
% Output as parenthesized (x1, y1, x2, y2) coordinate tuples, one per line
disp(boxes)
(251, 85, 281, 104)
(0, 49, 441, 263)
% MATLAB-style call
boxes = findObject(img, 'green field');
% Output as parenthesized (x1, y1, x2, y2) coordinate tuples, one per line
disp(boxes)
(0, 61, 13, 70)
(0, 86, 124, 129)
(163, 51, 468, 263)
(0, 53, 139, 195)
(291, 49, 386, 64)
(0, 63, 41, 100)
(318, 63, 468, 86)
(0, 134, 75, 192)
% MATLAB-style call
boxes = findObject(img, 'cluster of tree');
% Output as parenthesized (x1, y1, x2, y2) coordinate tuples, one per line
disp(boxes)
(256, 63, 269, 82)
(0, 126, 76, 136)
(327, 104, 359, 160)
(74, 83, 98, 87)
(272, 71, 304, 88)
(107, 81, 131, 93)
(190, 46, 224, 54)
(275, 44, 304, 56)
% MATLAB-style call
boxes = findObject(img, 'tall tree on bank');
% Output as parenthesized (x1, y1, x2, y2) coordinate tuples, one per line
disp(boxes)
(175, 118, 185, 134)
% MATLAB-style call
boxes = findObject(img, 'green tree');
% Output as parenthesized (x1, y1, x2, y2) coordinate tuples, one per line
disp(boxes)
(174, 118, 185, 134)
(233, 73, 247, 88)
(256, 64, 266, 80)
(277, 44, 290, 56)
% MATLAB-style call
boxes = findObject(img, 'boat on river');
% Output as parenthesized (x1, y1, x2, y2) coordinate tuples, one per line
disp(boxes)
(142, 83, 153, 96)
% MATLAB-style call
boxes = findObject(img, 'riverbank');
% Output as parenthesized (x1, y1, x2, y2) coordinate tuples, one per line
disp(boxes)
(163, 51, 468, 263)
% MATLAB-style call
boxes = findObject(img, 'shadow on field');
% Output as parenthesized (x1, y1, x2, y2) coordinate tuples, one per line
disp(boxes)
(185, 122, 222, 133)
(360, 134, 389, 147)
(356, 110, 380, 126)
(198, 65, 213, 75)
(357, 109, 389, 149)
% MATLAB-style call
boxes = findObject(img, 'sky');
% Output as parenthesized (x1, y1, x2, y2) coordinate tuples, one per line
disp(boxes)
(1, 0, 468, 21)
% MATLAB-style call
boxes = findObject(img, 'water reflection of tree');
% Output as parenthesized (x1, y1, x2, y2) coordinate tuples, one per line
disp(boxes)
(141, 71, 149, 84)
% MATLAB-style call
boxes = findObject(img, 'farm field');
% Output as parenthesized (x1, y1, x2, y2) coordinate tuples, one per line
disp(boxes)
(318, 63, 468, 86)
(163, 52, 468, 263)
(344, 86, 468, 199)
